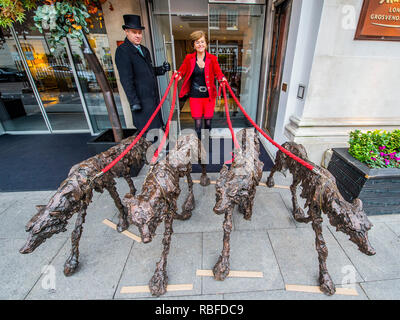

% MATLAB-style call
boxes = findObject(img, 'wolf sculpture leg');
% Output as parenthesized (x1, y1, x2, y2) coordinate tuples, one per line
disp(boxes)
(64, 207, 88, 276)
(290, 177, 312, 223)
(238, 196, 254, 221)
(149, 212, 174, 297)
(266, 154, 284, 188)
(200, 164, 210, 187)
(106, 183, 129, 233)
(123, 172, 137, 195)
(309, 206, 336, 295)
(213, 206, 234, 281)
(175, 172, 195, 221)
(105, 181, 129, 233)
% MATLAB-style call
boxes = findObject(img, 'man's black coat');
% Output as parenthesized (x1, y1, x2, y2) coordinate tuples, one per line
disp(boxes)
(115, 37, 165, 132)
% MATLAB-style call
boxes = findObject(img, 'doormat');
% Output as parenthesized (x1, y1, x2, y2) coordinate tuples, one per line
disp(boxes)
(0, 134, 274, 192)
(0, 133, 96, 192)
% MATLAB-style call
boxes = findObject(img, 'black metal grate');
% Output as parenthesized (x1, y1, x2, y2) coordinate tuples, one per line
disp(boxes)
(328, 153, 367, 201)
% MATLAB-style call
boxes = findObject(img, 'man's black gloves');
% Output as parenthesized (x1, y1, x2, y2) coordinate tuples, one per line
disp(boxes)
(162, 61, 171, 74)
(131, 104, 142, 112)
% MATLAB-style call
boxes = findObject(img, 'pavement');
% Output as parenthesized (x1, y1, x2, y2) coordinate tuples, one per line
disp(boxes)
(1, 168, 399, 300)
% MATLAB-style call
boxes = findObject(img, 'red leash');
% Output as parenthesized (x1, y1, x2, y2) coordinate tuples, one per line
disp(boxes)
(94, 72, 316, 184)
(150, 76, 179, 164)
(96, 72, 179, 178)
(222, 82, 241, 150)
(220, 80, 317, 173)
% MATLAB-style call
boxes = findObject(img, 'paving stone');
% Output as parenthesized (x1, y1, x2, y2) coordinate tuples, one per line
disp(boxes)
(368, 214, 400, 224)
(202, 230, 284, 295)
(173, 182, 226, 234)
(115, 176, 146, 196)
(262, 171, 292, 187)
(0, 189, 110, 240)
(26, 235, 133, 300)
(276, 187, 310, 229)
(84, 191, 124, 238)
(0, 238, 67, 300)
(0, 191, 55, 223)
(114, 233, 202, 299)
(268, 227, 363, 287)
(328, 222, 400, 282)
(0, 198, 15, 216)
(233, 191, 296, 231)
(278, 188, 341, 230)
(110, 174, 226, 237)
(0, 190, 54, 203)
(386, 221, 400, 236)
(360, 279, 400, 300)
(223, 284, 368, 300)
(0, 201, 53, 240)
(2, 164, 399, 300)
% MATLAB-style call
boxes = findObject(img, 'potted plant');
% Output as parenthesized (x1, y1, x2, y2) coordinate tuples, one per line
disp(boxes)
(328, 129, 400, 216)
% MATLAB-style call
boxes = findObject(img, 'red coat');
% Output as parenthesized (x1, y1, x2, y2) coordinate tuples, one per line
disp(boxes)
(177, 51, 225, 100)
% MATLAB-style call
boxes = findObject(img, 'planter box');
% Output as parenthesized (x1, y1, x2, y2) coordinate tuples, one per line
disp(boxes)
(87, 128, 143, 177)
(328, 148, 400, 216)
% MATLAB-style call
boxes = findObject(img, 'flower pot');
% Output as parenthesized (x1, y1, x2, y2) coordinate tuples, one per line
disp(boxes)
(87, 128, 143, 177)
(328, 148, 400, 216)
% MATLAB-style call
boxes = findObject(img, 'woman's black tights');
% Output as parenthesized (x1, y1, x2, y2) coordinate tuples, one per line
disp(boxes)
(195, 119, 212, 140)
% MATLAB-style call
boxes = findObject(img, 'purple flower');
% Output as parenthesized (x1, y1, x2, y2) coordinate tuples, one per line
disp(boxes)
(385, 159, 390, 166)
(380, 152, 386, 157)
(396, 157, 400, 161)
(379, 146, 386, 150)
(371, 157, 377, 161)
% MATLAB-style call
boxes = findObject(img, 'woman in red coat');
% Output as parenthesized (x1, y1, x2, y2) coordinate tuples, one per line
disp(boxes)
(177, 30, 226, 140)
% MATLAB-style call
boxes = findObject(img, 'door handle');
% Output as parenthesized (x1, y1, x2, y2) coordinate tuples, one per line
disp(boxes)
(162, 34, 169, 78)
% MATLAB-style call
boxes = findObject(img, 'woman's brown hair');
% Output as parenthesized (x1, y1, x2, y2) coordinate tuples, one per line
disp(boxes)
(190, 30, 208, 48)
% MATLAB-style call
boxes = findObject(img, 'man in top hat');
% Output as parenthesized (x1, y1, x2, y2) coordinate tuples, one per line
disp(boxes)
(115, 14, 170, 133)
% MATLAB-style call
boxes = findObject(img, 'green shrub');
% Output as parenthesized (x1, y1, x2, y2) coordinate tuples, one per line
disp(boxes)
(349, 130, 400, 169)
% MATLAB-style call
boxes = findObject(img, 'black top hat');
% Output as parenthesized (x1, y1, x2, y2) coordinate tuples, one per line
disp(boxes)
(122, 15, 145, 30)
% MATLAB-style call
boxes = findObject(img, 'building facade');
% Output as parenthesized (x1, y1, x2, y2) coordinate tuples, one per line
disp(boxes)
(1, 0, 399, 165)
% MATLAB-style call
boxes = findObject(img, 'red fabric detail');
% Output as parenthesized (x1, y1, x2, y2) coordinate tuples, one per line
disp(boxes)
(189, 97, 216, 119)
(178, 51, 225, 100)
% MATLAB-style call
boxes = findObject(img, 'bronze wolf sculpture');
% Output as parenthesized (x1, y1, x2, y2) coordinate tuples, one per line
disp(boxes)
(213, 129, 264, 281)
(123, 133, 207, 297)
(267, 141, 376, 295)
(19, 135, 151, 276)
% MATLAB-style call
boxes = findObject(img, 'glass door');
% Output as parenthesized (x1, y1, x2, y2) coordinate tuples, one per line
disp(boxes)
(149, 0, 265, 130)
(209, 2, 266, 126)
(264, 0, 292, 137)
(68, 5, 127, 134)
(149, 0, 180, 135)
(12, 14, 91, 132)
(0, 29, 49, 132)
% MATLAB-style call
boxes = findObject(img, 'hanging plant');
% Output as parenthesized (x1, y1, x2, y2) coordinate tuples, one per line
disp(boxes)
(1, 1, 111, 44)
(33, 1, 90, 51)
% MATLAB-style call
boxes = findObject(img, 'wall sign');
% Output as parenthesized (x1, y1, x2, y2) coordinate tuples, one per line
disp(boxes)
(355, 0, 400, 41)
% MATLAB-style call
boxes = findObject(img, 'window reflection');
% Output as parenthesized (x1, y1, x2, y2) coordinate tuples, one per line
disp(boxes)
(11, 12, 91, 132)
(210, 4, 265, 122)
(1, 7, 125, 135)
(0, 29, 48, 132)
(69, 9, 126, 133)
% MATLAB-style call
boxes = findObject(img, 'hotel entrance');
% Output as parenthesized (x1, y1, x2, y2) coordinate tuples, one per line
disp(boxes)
(148, 0, 266, 132)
